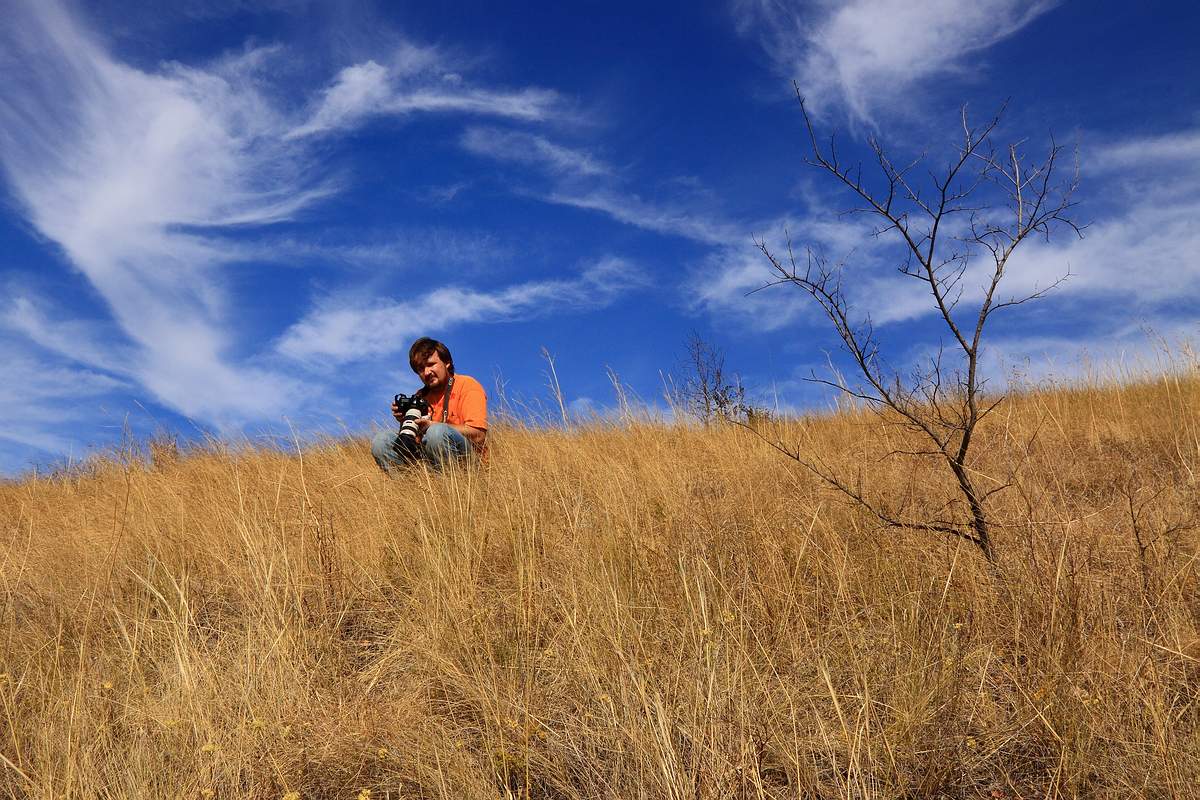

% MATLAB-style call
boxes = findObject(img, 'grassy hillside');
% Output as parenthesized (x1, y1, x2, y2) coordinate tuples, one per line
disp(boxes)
(2, 372, 1198, 798)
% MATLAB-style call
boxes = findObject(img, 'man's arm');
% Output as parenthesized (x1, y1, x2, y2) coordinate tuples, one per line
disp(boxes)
(452, 423, 486, 450)
(449, 378, 487, 450)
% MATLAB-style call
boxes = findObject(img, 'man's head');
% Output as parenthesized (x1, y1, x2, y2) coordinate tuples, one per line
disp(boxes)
(409, 337, 454, 391)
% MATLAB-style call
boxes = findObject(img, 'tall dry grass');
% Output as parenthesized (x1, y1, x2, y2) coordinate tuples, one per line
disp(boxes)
(1, 369, 1198, 798)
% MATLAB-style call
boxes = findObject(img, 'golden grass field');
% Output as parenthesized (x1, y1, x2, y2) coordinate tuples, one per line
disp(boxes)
(2, 368, 1198, 799)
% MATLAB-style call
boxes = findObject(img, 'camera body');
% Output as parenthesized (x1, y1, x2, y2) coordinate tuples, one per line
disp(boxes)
(393, 393, 430, 445)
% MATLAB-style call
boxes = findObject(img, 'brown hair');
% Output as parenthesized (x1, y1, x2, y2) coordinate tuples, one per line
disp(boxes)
(408, 337, 454, 375)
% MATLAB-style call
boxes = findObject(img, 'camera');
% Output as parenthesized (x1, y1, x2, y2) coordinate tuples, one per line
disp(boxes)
(393, 393, 429, 450)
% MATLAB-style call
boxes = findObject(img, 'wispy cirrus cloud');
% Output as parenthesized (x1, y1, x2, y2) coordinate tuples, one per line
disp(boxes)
(688, 212, 892, 329)
(0, 1, 316, 427)
(276, 257, 645, 363)
(287, 60, 562, 139)
(0, 0, 571, 444)
(687, 244, 811, 329)
(0, 335, 130, 470)
(734, 0, 1056, 123)
(848, 125, 1200, 325)
(543, 189, 743, 245)
(257, 227, 516, 272)
(711, 122, 1200, 388)
(460, 127, 611, 176)
(982, 323, 1199, 387)
(459, 124, 746, 245)
(2, 293, 137, 380)
(1087, 129, 1200, 175)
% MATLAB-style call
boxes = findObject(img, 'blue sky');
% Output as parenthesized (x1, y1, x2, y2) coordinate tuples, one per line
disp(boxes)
(0, 0, 1197, 474)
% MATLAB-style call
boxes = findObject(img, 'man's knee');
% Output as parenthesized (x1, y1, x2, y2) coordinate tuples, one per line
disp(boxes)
(371, 429, 405, 469)
(370, 429, 393, 458)
(422, 423, 468, 465)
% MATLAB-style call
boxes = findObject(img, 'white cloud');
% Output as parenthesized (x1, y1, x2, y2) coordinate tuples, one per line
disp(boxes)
(0, 2, 320, 425)
(276, 257, 645, 363)
(983, 323, 1200, 388)
(423, 181, 471, 204)
(735, 0, 1056, 122)
(1089, 129, 1200, 173)
(287, 63, 562, 139)
(384, 87, 561, 120)
(3, 294, 135, 376)
(695, 117, 1200, 373)
(258, 228, 514, 271)
(692, 211, 903, 328)
(744, 188, 1200, 333)
(851, 138, 1200, 325)
(287, 60, 394, 138)
(458, 125, 748, 245)
(689, 244, 812, 329)
(544, 189, 743, 245)
(460, 127, 611, 176)
(0, 1, 572, 438)
(0, 336, 129, 464)
(1002, 202, 1200, 304)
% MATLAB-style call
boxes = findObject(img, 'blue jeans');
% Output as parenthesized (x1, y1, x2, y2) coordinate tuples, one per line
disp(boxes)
(371, 423, 470, 472)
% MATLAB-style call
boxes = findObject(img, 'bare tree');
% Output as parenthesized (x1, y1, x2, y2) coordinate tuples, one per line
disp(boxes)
(679, 331, 753, 425)
(756, 89, 1082, 562)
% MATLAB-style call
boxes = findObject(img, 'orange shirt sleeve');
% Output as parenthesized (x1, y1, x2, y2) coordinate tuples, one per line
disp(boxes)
(455, 375, 488, 430)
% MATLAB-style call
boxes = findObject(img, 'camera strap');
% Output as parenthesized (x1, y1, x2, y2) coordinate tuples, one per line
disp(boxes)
(440, 375, 454, 423)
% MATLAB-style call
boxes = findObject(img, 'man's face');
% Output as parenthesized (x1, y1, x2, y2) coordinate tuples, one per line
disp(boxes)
(417, 351, 450, 391)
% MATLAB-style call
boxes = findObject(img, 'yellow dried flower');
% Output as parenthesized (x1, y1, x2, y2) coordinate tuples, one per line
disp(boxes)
(965, 736, 977, 749)
(376, 747, 389, 758)
(200, 742, 218, 754)
(357, 790, 372, 800)
(251, 718, 266, 730)
(200, 790, 214, 798)
(101, 680, 114, 690)
(280, 724, 292, 738)
(282, 792, 300, 800)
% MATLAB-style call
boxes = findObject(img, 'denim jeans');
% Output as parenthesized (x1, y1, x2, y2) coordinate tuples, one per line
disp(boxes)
(371, 423, 470, 472)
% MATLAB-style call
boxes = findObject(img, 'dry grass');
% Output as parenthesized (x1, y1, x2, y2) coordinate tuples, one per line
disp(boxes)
(1, 370, 1198, 799)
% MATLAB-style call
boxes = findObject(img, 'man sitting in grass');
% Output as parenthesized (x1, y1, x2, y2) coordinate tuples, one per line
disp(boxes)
(371, 337, 488, 472)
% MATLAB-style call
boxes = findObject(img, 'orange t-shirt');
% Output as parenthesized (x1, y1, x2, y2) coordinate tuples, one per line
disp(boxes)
(421, 373, 488, 432)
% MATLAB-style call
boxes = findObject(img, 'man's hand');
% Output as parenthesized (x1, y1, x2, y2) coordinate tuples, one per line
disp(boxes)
(391, 400, 404, 423)
(414, 416, 434, 434)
